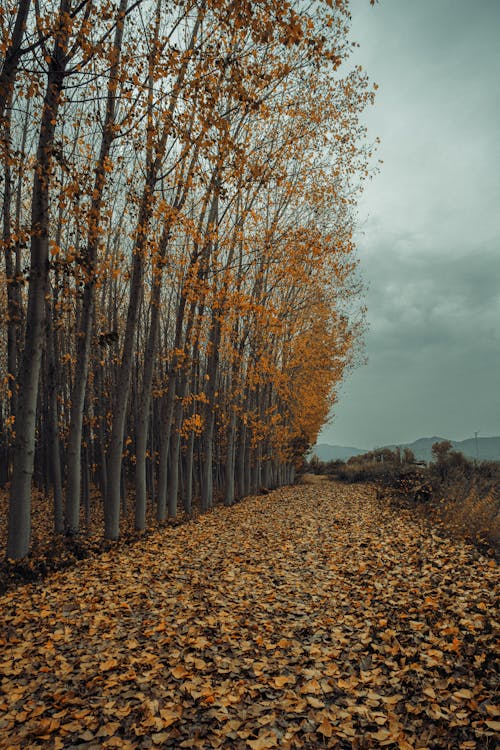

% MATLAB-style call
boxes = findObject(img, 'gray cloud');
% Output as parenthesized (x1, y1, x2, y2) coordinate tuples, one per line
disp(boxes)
(320, 0, 500, 448)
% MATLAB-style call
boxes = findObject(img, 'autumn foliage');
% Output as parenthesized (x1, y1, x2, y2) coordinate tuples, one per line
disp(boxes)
(0, 0, 374, 558)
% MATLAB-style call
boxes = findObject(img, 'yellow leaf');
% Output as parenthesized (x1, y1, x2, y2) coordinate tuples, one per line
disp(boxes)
(103, 738, 130, 748)
(273, 675, 291, 688)
(36, 717, 61, 735)
(453, 689, 473, 700)
(247, 737, 277, 750)
(159, 707, 182, 727)
(306, 696, 324, 708)
(100, 659, 119, 671)
(171, 665, 189, 679)
(372, 729, 392, 741)
(317, 716, 333, 737)
(97, 723, 120, 738)
(383, 694, 405, 705)
(152, 733, 171, 745)
(300, 678, 321, 694)
(485, 720, 500, 731)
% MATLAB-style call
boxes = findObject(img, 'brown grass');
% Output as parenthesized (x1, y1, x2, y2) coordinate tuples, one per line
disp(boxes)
(299, 472, 331, 485)
(438, 484, 500, 551)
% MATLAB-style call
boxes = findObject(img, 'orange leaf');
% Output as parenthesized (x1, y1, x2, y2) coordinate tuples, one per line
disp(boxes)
(272, 675, 292, 688)
(317, 716, 333, 737)
(171, 665, 189, 679)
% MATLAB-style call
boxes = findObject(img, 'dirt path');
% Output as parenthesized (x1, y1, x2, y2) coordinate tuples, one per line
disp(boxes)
(1, 483, 498, 749)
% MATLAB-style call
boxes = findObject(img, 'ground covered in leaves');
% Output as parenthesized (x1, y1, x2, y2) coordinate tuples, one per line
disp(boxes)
(1, 483, 498, 749)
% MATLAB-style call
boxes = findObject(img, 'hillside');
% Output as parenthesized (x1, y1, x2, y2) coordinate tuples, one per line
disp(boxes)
(313, 436, 500, 463)
(386, 436, 500, 463)
(312, 444, 368, 462)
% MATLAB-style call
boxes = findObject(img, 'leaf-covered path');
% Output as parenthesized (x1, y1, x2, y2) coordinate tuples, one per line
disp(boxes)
(1, 483, 498, 749)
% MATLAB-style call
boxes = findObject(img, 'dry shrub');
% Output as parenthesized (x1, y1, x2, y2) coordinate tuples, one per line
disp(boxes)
(330, 460, 399, 484)
(441, 484, 500, 551)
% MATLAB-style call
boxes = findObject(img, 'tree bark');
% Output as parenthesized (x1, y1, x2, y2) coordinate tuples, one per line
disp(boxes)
(46, 295, 63, 533)
(65, 0, 128, 535)
(7, 1, 70, 559)
(106, 10, 201, 539)
(0, 0, 31, 121)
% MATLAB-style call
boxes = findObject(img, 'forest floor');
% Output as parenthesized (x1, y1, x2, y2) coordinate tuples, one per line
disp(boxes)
(0, 482, 498, 750)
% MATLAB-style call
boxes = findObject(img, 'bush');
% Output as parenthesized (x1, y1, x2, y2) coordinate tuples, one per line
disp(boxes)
(437, 483, 500, 552)
(327, 460, 400, 484)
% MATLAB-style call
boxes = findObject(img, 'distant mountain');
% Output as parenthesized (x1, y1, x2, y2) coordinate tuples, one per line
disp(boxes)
(455, 437, 500, 461)
(311, 436, 500, 463)
(385, 436, 500, 463)
(311, 443, 368, 462)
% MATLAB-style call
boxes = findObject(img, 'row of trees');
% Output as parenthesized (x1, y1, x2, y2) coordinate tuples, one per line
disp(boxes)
(1, 0, 374, 559)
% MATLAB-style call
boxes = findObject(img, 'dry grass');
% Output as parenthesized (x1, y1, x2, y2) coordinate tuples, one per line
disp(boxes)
(299, 472, 331, 485)
(438, 484, 500, 552)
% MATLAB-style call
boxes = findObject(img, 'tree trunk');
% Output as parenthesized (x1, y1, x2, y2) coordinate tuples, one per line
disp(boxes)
(237, 420, 247, 499)
(224, 408, 237, 506)
(66, 0, 128, 535)
(0, 0, 31, 121)
(105, 191, 151, 539)
(184, 430, 195, 515)
(46, 296, 63, 534)
(2, 92, 29, 480)
(135, 228, 176, 527)
(106, 9, 201, 539)
(201, 313, 222, 512)
(7, 5, 69, 559)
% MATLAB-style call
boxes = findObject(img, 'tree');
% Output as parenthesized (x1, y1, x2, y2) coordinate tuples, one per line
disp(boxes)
(65, 0, 130, 535)
(7, 0, 83, 559)
(431, 440, 453, 482)
(3, 0, 376, 558)
(432, 440, 452, 463)
(403, 447, 415, 464)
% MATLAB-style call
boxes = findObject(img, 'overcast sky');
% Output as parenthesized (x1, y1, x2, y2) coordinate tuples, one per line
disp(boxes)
(319, 0, 500, 449)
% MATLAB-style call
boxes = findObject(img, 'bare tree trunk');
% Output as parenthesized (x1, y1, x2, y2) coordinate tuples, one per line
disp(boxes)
(134, 288, 161, 529)
(201, 316, 221, 511)
(0, 0, 31, 121)
(156, 310, 187, 522)
(244, 424, 252, 495)
(224, 407, 237, 506)
(135, 201, 190, 526)
(184, 429, 195, 515)
(105, 197, 151, 539)
(106, 10, 201, 539)
(237, 419, 247, 499)
(65, 0, 128, 535)
(0, 401, 8, 486)
(252, 442, 262, 491)
(156, 388, 175, 523)
(2, 94, 29, 480)
(46, 295, 63, 533)
(223, 306, 244, 506)
(95, 361, 108, 498)
(7, 1, 70, 559)
(167, 423, 181, 518)
(3, 102, 16, 421)
(82, 434, 91, 531)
